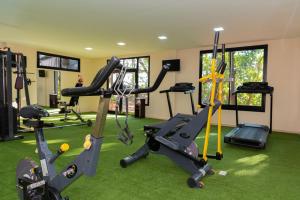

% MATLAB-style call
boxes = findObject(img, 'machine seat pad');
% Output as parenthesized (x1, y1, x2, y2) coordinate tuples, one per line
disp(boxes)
(20, 105, 49, 119)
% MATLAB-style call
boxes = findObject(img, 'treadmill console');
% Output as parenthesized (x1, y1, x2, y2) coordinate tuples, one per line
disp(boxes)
(236, 82, 274, 94)
(169, 82, 195, 92)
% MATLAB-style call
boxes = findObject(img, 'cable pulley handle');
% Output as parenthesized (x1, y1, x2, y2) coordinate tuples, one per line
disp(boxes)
(115, 97, 133, 145)
(113, 66, 126, 96)
(113, 65, 135, 145)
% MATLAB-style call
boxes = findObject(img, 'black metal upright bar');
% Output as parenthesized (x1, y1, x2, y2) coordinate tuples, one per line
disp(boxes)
(22, 56, 31, 105)
(166, 92, 173, 118)
(0, 53, 4, 106)
(270, 93, 273, 133)
(235, 93, 239, 126)
(6, 50, 14, 139)
(0, 50, 24, 141)
(213, 32, 220, 59)
(0, 53, 5, 139)
(189, 93, 196, 115)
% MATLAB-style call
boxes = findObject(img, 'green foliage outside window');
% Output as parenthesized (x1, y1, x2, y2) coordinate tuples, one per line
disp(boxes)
(200, 46, 266, 110)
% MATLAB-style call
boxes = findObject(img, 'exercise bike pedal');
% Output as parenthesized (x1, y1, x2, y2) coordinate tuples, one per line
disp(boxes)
(207, 169, 215, 176)
(198, 181, 205, 188)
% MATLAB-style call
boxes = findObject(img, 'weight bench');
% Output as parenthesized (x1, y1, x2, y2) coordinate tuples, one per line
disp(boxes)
(59, 96, 85, 123)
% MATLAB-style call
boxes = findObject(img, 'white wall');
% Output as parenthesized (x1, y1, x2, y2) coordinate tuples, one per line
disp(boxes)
(59, 58, 105, 112)
(6, 43, 102, 112)
(145, 50, 177, 119)
(36, 70, 54, 106)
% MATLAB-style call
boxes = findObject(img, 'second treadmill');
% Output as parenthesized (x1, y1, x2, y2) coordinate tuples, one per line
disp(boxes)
(224, 82, 274, 149)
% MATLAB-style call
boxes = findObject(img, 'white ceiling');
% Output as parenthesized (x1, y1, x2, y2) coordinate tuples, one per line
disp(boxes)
(1, 0, 300, 58)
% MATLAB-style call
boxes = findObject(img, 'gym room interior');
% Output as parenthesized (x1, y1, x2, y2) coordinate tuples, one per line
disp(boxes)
(0, 0, 299, 200)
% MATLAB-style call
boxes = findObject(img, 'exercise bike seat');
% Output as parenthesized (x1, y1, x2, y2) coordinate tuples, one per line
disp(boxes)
(20, 105, 49, 119)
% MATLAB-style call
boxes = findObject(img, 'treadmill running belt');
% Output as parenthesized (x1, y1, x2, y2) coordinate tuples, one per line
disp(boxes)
(224, 124, 269, 149)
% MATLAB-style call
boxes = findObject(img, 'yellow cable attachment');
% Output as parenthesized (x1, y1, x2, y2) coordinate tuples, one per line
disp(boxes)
(60, 143, 70, 152)
(83, 134, 92, 150)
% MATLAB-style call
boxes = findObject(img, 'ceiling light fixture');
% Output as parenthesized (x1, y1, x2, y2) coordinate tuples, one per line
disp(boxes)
(117, 42, 126, 46)
(213, 27, 224, 32)
(85, 47, 93, 51)
(158, 35, 168, 40)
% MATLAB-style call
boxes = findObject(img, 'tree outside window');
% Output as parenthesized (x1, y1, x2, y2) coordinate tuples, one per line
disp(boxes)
(199, 45, 267, 111)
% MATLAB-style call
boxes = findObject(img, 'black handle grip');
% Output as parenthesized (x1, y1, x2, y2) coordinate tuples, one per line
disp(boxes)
(216, 44, 227, 74)
(222, 44, 225, 61)
(212, 32, 220, 59)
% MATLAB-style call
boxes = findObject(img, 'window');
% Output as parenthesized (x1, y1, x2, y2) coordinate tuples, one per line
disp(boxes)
(107, 56, 150, 113)
(199, 45, 268, 112)
(37, 52, 80, 72)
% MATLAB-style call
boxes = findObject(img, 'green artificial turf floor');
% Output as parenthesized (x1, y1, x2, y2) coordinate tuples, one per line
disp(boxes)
(1, 113, 300, 200)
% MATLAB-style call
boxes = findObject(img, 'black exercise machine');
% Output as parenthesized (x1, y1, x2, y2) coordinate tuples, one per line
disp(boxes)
(0, 48, 31, 141)
(14, 54, 33, 133)
(224, 82, 274, 149)
(120, 31, 227, 188)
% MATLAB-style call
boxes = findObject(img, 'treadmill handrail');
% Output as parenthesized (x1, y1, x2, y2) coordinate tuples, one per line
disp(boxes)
(234, 90, 273, 133)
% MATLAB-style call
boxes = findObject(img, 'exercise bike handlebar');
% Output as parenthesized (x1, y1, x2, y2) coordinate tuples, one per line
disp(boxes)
(61, 56, 120, 97)
(115, 65, 170, 95)
(62, 58, 170, 97)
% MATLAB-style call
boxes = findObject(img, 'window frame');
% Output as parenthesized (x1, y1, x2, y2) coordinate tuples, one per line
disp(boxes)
(199, 45, 268, 112)
(37, 51, 80, 72)
(106, 56, 151, 106)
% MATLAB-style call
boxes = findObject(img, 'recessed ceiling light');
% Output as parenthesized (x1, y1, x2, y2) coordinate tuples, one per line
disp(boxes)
(117, 42, 126, 46)
(158, 35, 168, 40)
(213, 27, 224, 32)
(85, 47, 93, 51)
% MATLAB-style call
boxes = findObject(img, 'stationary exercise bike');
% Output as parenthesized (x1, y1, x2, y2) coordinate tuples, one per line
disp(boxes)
(16, 56, 170, 199)
(16, 57, 121, 200)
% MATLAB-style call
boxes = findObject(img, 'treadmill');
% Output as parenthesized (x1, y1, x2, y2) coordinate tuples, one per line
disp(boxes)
(160, 82, 196, 118)
(144, 82, 196, 133)
(224, 82, 274, 149)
